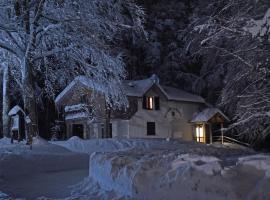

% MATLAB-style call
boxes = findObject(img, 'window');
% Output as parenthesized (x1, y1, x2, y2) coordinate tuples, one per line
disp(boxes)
(101, 123, 112, 138)
(147, 122, 156, 135)
(80, 95, 87, 103)
(109, 123, 112, 138)
(195, 125, 204, 143)
(143, 96, 160, 110)
(101, 124, 105, 138)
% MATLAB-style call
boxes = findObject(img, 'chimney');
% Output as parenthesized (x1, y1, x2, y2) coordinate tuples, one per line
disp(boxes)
(150, 74, 160, 84)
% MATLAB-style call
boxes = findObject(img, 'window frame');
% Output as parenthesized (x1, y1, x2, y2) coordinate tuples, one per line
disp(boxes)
(143, 96, 160, 110)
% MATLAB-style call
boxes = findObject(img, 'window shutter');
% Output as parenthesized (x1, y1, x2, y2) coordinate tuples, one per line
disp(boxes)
(155, 97, 160, 110)
(142, 96, 147, 109)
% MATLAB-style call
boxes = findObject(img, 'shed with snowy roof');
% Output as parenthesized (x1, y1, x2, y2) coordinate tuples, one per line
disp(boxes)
(8, 105, 25, 141)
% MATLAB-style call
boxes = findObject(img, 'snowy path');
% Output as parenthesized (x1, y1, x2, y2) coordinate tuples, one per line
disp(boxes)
(0, 137, 89, 200)
(1, 169, 89, 200)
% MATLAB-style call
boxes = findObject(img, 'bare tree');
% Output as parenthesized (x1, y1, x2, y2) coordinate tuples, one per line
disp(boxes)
(2, 62, 10, 137)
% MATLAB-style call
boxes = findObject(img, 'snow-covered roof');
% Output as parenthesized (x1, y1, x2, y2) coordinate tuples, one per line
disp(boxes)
(123, 75, 205, 103)
(8, 105, 24, 116)
(65, 104, 88, 113)
(55, 76, 102, 105)
(55, 74, 205, 105)
(190, 108, 229, 123)
(162, 86, 205, 103)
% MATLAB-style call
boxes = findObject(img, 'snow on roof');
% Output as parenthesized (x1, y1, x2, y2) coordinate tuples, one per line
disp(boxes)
(190, 108, 229, 123)
(123, 75, 205, 103)
(162, 86, 205, 103)
(123, 78, 154, 97)
(55, 76, 102, 105)
(65, 104, 88, 112)
(55, 74, 205, 105)
(8, 105, 24, 116)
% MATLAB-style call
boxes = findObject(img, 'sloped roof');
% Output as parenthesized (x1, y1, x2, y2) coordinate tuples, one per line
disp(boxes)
(161, 86, 205, 103)
(123, 75, 205, 103)
(190, 108, 230, 123)
(8, 105, 24, 116)
(55, 75, 206, 105)
(55, 76, 102, 105)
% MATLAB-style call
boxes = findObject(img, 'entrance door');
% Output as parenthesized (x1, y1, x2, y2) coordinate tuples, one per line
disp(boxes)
(195, 124, 205, 143)
(72, 124, 84, 138)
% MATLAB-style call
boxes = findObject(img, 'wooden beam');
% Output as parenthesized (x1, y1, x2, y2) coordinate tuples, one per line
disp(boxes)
(221, 123, 224, 144)
(203, 123, 206, 143)
(209, 123, 213, 144)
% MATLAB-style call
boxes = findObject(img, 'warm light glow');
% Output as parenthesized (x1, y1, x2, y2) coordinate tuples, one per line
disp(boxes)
(149, 97, 154, 109)
(196, 125, 204, 143)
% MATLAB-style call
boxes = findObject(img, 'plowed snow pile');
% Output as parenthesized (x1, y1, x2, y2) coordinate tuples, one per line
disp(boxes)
(71, 149, 270, 200)
(54, 138, 270, 200)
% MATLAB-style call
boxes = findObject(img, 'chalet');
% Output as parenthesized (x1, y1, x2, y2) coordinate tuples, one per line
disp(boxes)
(55, 75, 229, 144)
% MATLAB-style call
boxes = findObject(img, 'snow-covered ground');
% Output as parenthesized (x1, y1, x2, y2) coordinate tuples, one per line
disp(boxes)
(0, 137, 89, 200)
(1, 136, 270, 200)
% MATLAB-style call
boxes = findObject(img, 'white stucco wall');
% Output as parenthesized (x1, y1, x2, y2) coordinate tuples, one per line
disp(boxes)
(114, 88, 202, 140)
(111, 120, 129, 138)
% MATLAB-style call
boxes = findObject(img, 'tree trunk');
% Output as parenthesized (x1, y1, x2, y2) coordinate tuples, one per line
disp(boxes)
(22, 58, 38, 142)
(2, 64, 10, 137)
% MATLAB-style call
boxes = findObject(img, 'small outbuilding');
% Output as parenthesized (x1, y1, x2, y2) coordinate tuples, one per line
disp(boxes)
(8, 105, 25, 141)
(190, 108, 230, 144)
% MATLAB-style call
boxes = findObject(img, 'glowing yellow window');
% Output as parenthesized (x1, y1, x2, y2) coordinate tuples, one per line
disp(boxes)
(195, 125, 204, 143)
(148, 97, 154, 109)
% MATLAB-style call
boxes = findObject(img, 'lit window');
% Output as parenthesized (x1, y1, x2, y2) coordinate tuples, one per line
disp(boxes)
(195, 125, 204, 143)
(148, 97, 154, 109)
(143, 96, 159, 110)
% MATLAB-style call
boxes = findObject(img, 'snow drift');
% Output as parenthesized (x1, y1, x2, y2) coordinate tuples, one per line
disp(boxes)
(53, 138, 267, 200)
(52, 136, 183, 154)
(83, 151, 270, 200)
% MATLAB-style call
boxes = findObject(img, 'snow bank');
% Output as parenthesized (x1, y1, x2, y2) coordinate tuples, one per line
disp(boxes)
(238, 154, 270, 177)
(0, 137, 11, 145)
(87, 151, 227, 199)
(32, 136, 50, 145)
(52, 137, 182, 154)
(0, 191, 10, 200)
(171, 154, 221, 175)
(72, 149, 270, 200)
